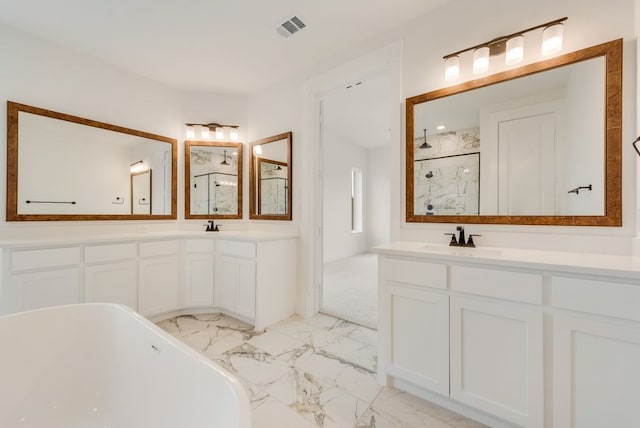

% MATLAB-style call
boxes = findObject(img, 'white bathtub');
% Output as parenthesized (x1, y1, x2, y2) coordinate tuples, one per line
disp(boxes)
(0, 303, 251, 428)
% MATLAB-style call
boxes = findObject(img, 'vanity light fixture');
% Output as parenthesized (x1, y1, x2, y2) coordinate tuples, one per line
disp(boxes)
(443, 17, 567, 81)
(184, 122, 240, 141)
(130, 160, 146, 173)
(253, 145, 263, 155)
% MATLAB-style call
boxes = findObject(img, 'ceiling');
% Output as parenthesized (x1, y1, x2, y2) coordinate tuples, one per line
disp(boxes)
(0, 0, 450, 94)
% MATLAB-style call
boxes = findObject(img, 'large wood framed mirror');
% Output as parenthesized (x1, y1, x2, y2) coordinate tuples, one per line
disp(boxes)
(406, 39, 622, 226)
(184, 140, 243, 219)
(7, 101, 177, 221)
(249, 132, 292, 220)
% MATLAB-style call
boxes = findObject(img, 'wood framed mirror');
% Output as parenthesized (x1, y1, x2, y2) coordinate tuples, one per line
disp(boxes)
(249, 132, 292, 220)
(184, 140, 243, 219)
(406, 39, 622, 226)
(7, 101, 177, 221)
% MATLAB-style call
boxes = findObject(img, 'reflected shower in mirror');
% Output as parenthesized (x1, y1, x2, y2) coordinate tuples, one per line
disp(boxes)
(184, 141, 243, 219)
(249, 132, 292, 220)
(406, 39, 622, 226)
(6, 101, 177, 221)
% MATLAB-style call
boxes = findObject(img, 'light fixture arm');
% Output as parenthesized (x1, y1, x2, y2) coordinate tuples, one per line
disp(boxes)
(443, 17, 567, 59)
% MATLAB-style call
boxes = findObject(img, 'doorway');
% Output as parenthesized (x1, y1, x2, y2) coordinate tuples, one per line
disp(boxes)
(319, 71, 391, 329)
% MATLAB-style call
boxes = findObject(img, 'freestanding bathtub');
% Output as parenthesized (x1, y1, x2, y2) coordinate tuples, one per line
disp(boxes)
(0, 303, 252, 428)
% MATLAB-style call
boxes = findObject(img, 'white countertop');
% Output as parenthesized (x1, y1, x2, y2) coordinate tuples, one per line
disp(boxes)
(0, 230, 298, 248)
(373, 241, 640, 281)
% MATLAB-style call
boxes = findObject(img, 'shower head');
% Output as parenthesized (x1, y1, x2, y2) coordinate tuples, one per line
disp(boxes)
(220, 150, 230, 166)
(419, 128, 432, 149)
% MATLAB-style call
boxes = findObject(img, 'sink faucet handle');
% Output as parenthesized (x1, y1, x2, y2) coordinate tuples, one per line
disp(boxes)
(444, 233, 458, 246)
(467, 234, 482, 248)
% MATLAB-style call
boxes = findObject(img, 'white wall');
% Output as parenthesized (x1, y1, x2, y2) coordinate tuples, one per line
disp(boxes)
(0, 22, 248, 236)
(367, 146, 391, 247)
(322, 136, 369, 263)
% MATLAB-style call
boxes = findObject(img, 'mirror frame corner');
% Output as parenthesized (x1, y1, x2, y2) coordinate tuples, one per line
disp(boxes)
(405, 38, 622, 227)
(249, 131, 293, 221)
(184, 140, 244, 220)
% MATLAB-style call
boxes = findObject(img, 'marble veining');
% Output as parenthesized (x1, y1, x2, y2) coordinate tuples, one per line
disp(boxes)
(157, 313, 486, 428)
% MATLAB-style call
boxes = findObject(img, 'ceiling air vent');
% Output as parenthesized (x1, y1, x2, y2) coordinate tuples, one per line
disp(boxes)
(276, 16, 306, 38)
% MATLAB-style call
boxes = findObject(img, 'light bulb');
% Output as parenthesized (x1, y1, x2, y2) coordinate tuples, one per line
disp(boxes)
(230, 127, 239, 140)
(472, 47, 490, 74)
(201, 126, 210, 139)
(505, 35, 524, 65)
(444, 56, 460, 81)
(186, 125, 195, 139)
(253, 145, 263, 155)
(215, 126, 224, 139)
(541, 23, 563, 56)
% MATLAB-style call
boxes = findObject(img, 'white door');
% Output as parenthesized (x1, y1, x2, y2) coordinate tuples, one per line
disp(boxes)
(85, 261, 138, 309)
(450, 296, 544, 428)
(184, 253, 214, 307)
(11, 268, 81, 312)
(553, 315, 640, 428)
(387, 284, 449, 396)
(215, 255, 237, 311)
(138, 256, 179, 317)
(498, 112, 556, 215)
(235, 258, 256, 319)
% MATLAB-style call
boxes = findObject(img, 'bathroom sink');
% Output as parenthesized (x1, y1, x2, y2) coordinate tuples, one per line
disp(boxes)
(421, 244, 501, 257)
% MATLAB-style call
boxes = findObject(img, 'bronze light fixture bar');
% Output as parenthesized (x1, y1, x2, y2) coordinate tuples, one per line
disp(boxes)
(185, 122, 240, 140)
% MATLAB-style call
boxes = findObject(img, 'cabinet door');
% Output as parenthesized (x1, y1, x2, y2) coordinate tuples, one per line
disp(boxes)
(85, 261, 137, 310)
(138, 256, 179, 317)
(11, 268, 81, 312)
(553, 315, 640, 428)
(387, 284, 449, 396)
(235, 258, 256, 319)
(184, 253, 214, 307)
(215, 255, 237, 311)
(450, 296, 543, 428)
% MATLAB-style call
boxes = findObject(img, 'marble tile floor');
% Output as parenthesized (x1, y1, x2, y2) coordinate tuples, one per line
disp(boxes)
(322, 252, 378, 329)
(157, 313, 486, 428)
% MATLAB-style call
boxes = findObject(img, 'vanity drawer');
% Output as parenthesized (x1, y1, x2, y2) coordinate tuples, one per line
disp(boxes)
(139, 240, 180, 258)
(185, 239, 215, 253)
(451, 265, 542, 304)
(11, 247, 81, 272)
(216, 240, 256, 259)
(382, 257, 447, 289)
(551, 276, 640, 322)
(84, 242, 137, 264)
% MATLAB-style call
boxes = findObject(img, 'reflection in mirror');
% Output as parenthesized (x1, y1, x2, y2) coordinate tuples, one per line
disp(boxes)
(184, 141, 243, 219)
(7, 102, 177, 221)
(406, 39, 622, 226)
(258, 158, 288, 215)
(249, 132, 292, 220)
(131, 170, 152, 215)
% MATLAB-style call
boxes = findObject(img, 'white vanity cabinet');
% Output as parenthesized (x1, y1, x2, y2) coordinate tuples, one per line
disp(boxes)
(0, 231, 298, 331)
(551, 276, 640, 428)
(380, 257, 450, 396)
(183, 239, 215, 308)
(214, 237, 296, 330)
(215, 239, 256, 320)
(138, 240, 180, 317)
(84, 242, 138, 310)
(6, 247, 81, 312)
(377, 243, 640, 428)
